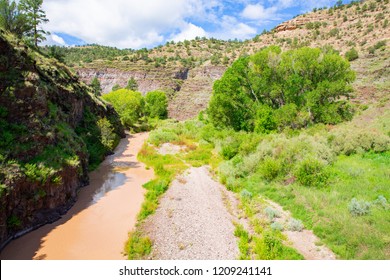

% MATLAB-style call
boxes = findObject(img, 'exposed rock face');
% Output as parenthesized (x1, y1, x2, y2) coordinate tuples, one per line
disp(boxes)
(77, 65, 226, 121)
(0, 31, 124, 248)
(77, 67, 189, 94)
(274, 16, 328, 32)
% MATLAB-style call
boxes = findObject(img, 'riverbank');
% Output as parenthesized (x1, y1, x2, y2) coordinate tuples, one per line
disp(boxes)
(0, 132, 153, 260)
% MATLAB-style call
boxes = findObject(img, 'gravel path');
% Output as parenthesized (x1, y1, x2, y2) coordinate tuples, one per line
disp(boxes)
(142, 166, 239, 260)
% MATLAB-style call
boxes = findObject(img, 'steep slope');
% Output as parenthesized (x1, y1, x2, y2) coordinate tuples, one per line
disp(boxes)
(0, 30, 125, 248)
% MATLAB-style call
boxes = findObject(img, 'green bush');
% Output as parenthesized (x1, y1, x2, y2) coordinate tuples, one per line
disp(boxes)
(148, 129, 179, 146)
(349, 198, 371, 216)
(345, 48, 359, 61)
(295, 158, 329, 187)
(260, 158, 283, 181)
(265, 207, 280, 221)
(288, 218, 304, 232)
(270, 222, 284, 231)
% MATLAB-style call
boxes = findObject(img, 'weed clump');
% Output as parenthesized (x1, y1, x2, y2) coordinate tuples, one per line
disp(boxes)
(270, 222, 284, 231)
(288, 218, 304, 232)
(265, 207, 280, 221)
(349, 198, 371, 216)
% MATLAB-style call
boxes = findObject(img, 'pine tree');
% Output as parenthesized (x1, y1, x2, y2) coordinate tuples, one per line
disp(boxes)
(125, 77, 138, 91)
(19, 0, 49, 47)
(90, 77, 102, 96)
(0, 0, 28, 37)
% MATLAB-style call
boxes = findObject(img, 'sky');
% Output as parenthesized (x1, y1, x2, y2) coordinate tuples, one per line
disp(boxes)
(42, 0, 350, 49)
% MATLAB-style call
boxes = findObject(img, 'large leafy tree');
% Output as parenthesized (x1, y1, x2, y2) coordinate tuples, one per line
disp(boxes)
(0, 0, 28, 37)
(144, 90, 168, 119)
(19, 0, 49, 47)
(209, 46, 356, 132)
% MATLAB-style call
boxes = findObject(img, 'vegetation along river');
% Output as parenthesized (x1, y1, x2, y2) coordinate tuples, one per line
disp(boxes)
(0, 133, 153, 260)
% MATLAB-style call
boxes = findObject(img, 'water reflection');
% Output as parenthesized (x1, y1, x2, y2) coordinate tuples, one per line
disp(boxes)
(91, 172, 127, 205)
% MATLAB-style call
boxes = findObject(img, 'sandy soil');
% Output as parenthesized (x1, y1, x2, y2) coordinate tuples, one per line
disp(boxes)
(142, 166, 239, 260)
(0, 132, 153, 260)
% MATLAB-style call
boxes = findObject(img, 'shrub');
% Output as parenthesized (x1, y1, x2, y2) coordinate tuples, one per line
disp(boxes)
(349, 198, 371, 216)
(374, 195, 388, 210)
(126, 231, 152, 260)
(148, 129, 179, 146)
(345, 48, 359, 61)
(295, 158, 329, 187)
(265, 207, 280, 221)
(260, 158, 283, 181)
(240, 189, 253, 200)
(330, 129, 390, 155)
(288, 218, 304, 232)
(271, 222, 284, 231)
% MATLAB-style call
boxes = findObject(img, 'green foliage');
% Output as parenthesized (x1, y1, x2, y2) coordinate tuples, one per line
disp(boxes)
(24, 163, 57, 184)
(7, 214, 21, 228)
(345, 48, 359, 61)
(19, 0, 49, 47)
(209, 46, 355, 132)
(144, 90, 168, 119)
(97, 117, 118, 152)
(288, 218, 304, 232)
(349, 198, 371, 216)
(126, 231, 152, 260)
(112, 84, 121, 91)
(265, 207, 280, 221)
(148, 129, 179, 146)
(90, 77, 102, 96)
(102, 89, 144, 130)
(125, 77, 138, 91)
(260, 158, 283, 181)
(295, 158, 329, 187)
(0, 0, 29, 37)
(254, 230, 303, 260)
(270, 222, 283, 231)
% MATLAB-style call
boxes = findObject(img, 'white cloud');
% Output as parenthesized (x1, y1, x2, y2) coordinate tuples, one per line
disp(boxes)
(241, 4, 278, 21)
(171, 23, 207, 42)
(41, 33, 66, 46)
(212, 15, 257, 40)
(43, 0, 210, 48)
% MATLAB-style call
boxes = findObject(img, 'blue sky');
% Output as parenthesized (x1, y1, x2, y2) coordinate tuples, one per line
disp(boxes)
(42, 0, 351, 49)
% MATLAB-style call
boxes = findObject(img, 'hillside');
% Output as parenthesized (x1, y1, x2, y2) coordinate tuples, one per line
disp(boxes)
(0, 31, 124, 248)
(59, 0, 389, 120)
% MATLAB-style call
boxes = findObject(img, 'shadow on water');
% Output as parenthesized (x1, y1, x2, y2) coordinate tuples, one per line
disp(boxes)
(0, 134, 143, 260)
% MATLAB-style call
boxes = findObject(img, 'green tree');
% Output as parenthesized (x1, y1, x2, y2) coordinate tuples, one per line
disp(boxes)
(90, 77, 102, 96)
(0, 0, 28, 37)
(144, 90, 168, 119)
(209, 46, 355, 132)
(125, 77, 138, 91)
(102, 89, 144, 129)
(19, 0, 48, 47)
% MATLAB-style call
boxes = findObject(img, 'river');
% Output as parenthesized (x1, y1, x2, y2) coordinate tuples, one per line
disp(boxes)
(0, 132, 153, 260)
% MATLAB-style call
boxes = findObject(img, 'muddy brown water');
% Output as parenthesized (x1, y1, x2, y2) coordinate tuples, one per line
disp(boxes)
(0, 132, 153, 260)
